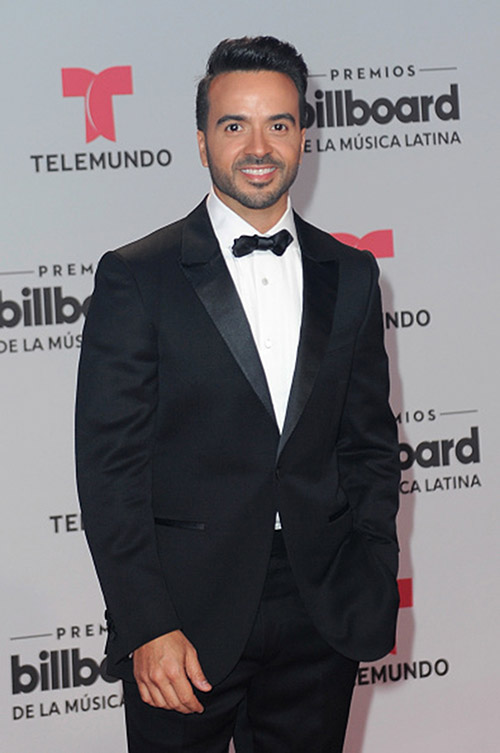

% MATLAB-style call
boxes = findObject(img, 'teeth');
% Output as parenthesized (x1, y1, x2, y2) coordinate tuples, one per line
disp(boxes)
(241, 167, 275, 175)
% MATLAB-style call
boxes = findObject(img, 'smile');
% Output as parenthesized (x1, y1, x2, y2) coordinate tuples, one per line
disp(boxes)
(240, 167, 277, 176)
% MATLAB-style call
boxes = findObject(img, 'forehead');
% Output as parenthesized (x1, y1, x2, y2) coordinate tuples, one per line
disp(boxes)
(206, 70, 300, 120)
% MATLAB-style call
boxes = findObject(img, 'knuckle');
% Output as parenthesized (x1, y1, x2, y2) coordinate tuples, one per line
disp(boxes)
(171, 701, 186, 713)
(178, 689, 194, 705)
(149, 667, 166, 685)
(167, 666, 182, 683)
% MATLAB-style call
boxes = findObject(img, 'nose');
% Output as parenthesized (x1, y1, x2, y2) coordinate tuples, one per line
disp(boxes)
(245, 126, 271, 158)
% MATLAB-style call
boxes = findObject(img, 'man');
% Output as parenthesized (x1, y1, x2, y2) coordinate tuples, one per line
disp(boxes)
(76, 36, 400, 753)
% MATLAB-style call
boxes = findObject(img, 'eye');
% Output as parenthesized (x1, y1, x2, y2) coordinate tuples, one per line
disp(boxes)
(271, 122, 288, 132)
(225, 122, 242, 132)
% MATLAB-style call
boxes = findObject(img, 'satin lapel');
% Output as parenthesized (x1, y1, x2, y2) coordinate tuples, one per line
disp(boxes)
(179, 202, 276, 424)
(277, 218, 339, 457)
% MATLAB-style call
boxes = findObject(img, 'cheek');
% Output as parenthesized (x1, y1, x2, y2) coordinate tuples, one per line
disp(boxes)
(279, 146, 301, 168)
(216, 146, 240, 171)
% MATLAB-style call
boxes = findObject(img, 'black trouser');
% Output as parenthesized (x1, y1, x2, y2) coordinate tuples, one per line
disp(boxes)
(124, 532, 358, 753)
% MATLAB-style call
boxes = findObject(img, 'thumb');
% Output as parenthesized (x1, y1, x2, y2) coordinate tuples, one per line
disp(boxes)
(185, 650, 212, 692)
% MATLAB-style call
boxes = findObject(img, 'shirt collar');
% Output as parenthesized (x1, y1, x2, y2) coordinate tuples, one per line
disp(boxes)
(206, 189, 298, 257)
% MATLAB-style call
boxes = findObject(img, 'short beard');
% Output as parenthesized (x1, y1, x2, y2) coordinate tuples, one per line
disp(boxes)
(205, 150, 300, 210)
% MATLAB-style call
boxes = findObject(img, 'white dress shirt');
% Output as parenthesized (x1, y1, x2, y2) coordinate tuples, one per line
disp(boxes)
(206, 191, 303, 528)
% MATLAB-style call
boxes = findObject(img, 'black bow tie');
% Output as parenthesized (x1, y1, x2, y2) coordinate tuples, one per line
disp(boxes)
(232, 229, 293, 258)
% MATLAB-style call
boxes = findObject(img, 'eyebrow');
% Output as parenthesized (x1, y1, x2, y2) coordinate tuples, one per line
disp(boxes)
(215, 112, 297, 127)
(270, 113, 297, 125)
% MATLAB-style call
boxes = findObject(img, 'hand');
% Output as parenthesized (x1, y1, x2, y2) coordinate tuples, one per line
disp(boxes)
(133, 630, 212, 714)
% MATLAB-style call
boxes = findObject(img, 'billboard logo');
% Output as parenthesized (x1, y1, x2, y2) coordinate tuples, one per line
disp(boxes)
(62, 66, 133, 142)
(306, 85, 460, 129)
(0, 287, 90, 328)
(333, 230, 394, 258)
(11, 648, 118, 693)
(400, 427, 480, 471)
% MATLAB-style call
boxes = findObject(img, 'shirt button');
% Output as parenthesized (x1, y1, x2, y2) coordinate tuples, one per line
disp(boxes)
(264, 338, 272, 349)
(262, 277, 269, 286)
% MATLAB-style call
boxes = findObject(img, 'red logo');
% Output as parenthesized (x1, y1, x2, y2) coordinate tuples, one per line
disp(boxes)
(332, 230, 394, 258)
(61, 66, 133, 142)
(397, 578, 413, 609)
(391, 577, 413, 654)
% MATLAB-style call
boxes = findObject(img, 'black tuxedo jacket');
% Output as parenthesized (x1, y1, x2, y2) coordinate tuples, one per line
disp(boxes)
(75, 200, 400, 685)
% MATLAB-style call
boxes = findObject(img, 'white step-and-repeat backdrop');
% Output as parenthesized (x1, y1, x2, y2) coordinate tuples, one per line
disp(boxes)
(2, 1, 498, 750)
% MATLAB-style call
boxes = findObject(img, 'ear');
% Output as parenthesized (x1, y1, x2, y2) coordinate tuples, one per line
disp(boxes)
(298, 128, 306, 163)
(197, 130, 209, 168)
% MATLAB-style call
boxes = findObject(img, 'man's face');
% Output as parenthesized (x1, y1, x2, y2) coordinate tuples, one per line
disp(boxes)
(197, 70, 306, 227)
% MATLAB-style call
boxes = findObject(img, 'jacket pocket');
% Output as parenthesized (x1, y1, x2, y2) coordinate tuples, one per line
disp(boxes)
(154, 517, 206, 531)
(328, 502, 350, 524)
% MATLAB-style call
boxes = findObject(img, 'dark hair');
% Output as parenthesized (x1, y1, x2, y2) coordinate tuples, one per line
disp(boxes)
(196, 36, 309, 131)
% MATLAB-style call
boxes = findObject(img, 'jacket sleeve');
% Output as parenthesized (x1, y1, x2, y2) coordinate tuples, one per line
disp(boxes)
(336, 251, 400, 577)
(75, 250, 181, 667)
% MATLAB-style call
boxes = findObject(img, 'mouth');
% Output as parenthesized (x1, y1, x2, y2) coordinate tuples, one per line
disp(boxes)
(241, 166, 276, 175)
(239, 166, 278, 181)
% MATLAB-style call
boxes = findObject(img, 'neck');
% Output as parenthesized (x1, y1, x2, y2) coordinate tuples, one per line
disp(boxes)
(213, 187, 288, 233)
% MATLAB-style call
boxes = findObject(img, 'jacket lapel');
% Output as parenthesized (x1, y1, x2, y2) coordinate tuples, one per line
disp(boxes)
(178, 201, 339, 450)
(278, 214, 339, 457)
(179, 201, 276, 424)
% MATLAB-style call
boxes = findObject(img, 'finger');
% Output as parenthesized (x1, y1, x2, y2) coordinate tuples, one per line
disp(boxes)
(168, 674, 205, 713)
(136, 681, 155, 707)
(185, 650, 212, 693)
(139, 677, 196, 713)
(160, 681, 200, 714)
(139, 676, 172, 709)
(148, 663, 204, 714)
